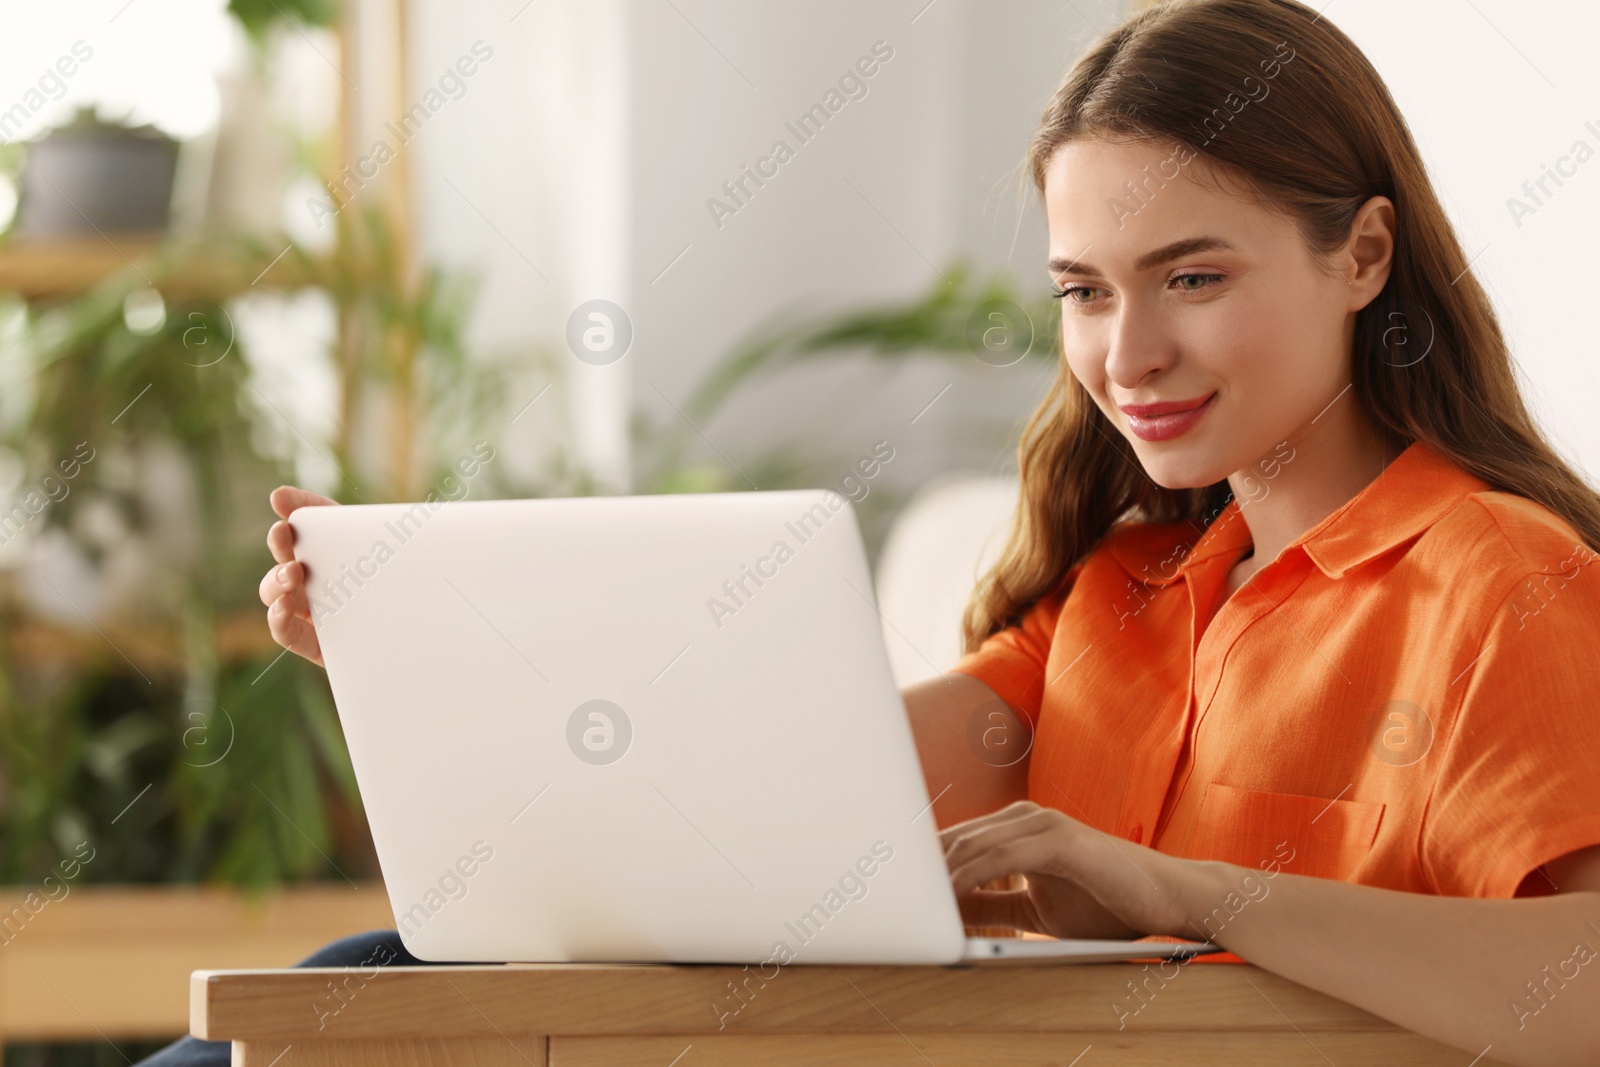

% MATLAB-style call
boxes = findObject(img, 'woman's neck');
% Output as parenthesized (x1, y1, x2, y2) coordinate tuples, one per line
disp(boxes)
(1227, 396, 1398, 570)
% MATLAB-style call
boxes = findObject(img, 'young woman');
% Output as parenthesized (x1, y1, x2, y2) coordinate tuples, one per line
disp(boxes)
(921, 1, 1600, 1063)
(195, 1, 1600, 1066)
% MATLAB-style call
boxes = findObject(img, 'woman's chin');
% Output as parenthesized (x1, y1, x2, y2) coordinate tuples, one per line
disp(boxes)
(1132, 449, 1226, 492)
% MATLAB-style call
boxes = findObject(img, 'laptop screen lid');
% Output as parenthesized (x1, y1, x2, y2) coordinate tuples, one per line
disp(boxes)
(290, 489, 967, 964)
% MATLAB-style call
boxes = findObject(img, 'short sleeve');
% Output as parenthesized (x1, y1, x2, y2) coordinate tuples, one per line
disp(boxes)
(1420, 554, 1600, 899)
(947, 565, 1078, 729)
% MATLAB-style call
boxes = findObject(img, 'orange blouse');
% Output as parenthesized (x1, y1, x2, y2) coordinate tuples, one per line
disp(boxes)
(951, 439, 1600, 900)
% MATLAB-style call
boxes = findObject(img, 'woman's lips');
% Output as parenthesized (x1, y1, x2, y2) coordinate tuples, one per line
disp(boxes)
(1120, 392, 1217, 442)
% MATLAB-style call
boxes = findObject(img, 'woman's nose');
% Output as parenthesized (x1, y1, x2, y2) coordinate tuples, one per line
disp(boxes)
(1102, 304, 1173, 391)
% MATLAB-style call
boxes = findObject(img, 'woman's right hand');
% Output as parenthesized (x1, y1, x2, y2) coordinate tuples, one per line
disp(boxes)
(259, 485, 339, 667)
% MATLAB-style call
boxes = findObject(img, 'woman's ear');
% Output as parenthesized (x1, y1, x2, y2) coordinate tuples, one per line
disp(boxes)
(1343, 195, 1396, 311)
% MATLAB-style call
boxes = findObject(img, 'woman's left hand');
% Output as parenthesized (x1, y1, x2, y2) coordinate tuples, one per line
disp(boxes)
(941, 800, 1203, 941)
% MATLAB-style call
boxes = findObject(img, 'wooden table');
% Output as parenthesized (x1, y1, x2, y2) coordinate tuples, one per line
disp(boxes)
(191, 959, 1488, 1065)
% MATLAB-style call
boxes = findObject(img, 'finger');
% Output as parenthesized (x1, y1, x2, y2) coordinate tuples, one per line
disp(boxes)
(943, 805, 1064, 869)
(259, 561, 283, 608)
(270, 485, 338, 520)
(268, 595, 324, 666)
(947, 826, 1072, 896)
(939, 800, 1046, 851)
(950, 821, 1176, 934)
(267, 520, 297, 565)
(954, 888, 1040, 933)
(977, 872, 1145, 940)
(269, 596, 323, 665)
(258, 559, 309, 617)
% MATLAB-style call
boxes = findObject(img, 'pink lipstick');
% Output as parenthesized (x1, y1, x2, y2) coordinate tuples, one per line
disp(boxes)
(1119, 392, 1216, 442)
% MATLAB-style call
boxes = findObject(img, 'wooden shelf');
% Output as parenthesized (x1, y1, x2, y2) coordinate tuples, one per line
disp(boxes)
(7, 607, 283, 677)
(0, 237, 308, 300)
(0, 237, 163, 298)
(0, 883, 393, 1042)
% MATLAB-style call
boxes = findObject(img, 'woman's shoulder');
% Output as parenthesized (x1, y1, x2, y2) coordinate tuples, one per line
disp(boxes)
(1428, 487, 1600, 597)
(1077, 488, 1600, 601)
(1451, 487, 1595, 571)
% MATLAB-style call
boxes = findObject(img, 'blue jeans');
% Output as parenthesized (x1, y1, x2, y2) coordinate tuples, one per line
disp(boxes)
(136, 930, 472, 1065)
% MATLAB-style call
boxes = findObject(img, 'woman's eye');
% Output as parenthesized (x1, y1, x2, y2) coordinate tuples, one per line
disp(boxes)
(1049, 273, 1222, 310)
(1052, 285, 1102, 305)
(1171, 272, 1223, 292)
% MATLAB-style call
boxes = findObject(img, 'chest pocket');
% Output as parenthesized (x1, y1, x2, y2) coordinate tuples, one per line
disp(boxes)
(1190, 783, 1386, 880)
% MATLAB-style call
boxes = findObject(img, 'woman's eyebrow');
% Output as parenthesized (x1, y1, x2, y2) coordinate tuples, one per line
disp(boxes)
(1047, 236, 1238, 277)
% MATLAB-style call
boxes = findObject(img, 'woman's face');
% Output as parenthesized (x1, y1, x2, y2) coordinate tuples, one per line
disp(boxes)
(1042, 137, 1371, 490)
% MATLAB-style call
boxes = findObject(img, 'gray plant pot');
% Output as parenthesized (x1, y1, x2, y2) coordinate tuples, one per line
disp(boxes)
(16, 128, 179, 237)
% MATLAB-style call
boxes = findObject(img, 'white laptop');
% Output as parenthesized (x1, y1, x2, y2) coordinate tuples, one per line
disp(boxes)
(290, 489, 1217, 966)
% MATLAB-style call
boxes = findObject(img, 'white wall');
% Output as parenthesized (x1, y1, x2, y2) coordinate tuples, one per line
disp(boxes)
(405, 0, 1600, 495)
(406, 0, 1090, 498)
(407, 0, 634, 491)
(1328, 0, 1600, 477)
(625, 0, 1084, 494)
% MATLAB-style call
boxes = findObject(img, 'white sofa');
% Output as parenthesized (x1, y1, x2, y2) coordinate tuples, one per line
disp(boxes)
(873, 475, 1020, 688)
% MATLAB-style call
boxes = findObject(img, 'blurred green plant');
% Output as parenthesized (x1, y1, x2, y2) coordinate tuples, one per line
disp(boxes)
(0, 636, 357, 886)
(648, 263, 1046, 473)
(636, 264, 1056, 550)
(0, 216, 1051, 889)
(0, 203, 538, 889)
(227, 0, 340, 47)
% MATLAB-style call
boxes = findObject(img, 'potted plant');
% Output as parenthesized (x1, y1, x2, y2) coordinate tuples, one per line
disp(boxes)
(13, 108, 181, 239)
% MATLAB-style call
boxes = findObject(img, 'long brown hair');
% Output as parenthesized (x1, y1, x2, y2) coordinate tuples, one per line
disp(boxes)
(962, 0, 1600, 652)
